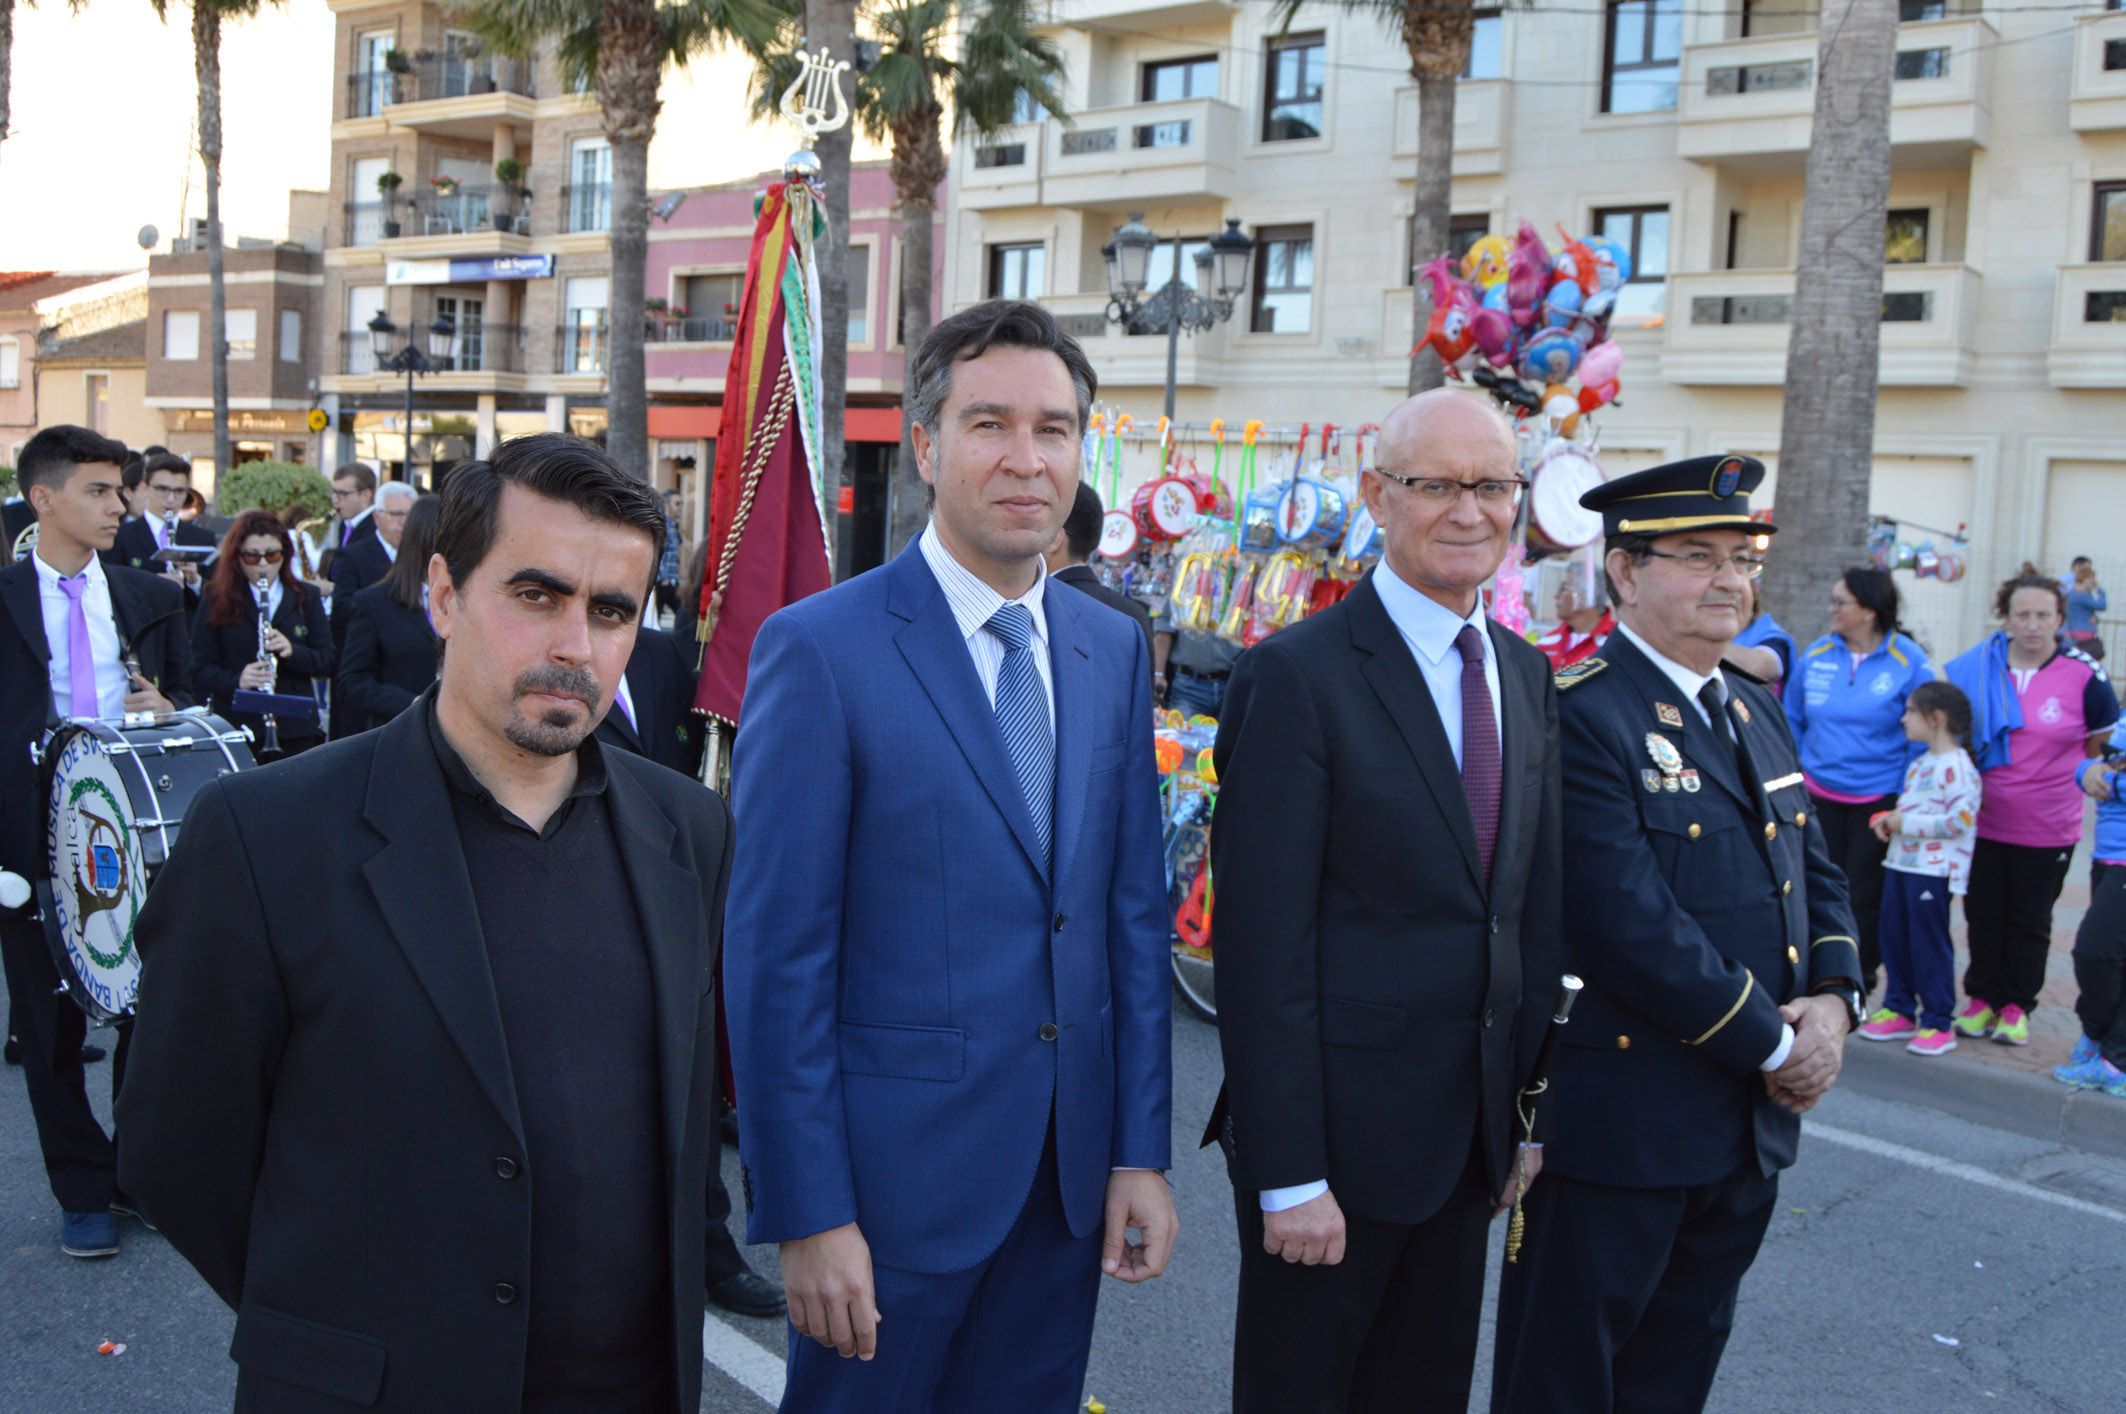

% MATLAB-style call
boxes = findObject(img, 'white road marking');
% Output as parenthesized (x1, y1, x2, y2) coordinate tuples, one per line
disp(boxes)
(1805, 1120, 2126, 1225)
(703, 1312, 786, 1405)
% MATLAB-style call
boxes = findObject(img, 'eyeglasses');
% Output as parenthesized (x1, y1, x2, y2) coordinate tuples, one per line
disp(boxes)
(1643, 548, 1766, 580)
(1372, 470, 1528, 506)
(237, 549, 285, 566)
(148, 483, 189, 499)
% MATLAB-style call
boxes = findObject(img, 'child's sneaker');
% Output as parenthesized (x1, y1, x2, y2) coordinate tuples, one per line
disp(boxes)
(2054, 1056, 2126, 1094)
(1991, 1005, 2030, 1046)
(2067, 1034, 2101, 1068)
(1858, 1009, 1918, 1042)
(1906, 1028, 1958, 1057)
(1952, 998, 1996, 1038)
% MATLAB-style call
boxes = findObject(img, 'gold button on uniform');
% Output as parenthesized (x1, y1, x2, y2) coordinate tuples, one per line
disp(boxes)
(1764, 821, 1778, 841)
(1782, 880, 1793, 896)
(1616, 1036, 1631, 1050)
(1688, 823, 1702, 839)
(1787, 945, 1799, 965)
(1796, 811, 1808, 827)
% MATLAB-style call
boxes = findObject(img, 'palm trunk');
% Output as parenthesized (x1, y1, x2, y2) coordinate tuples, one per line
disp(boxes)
(809, 0, 856, 563)
(1765, 0, 1897, 640)
(1, 0, 15, 156)
(1403, 1, 1475, 396)
(600, 0, 662, 481)
(887, 112, 944, 557)
(195, 2, 231, 477)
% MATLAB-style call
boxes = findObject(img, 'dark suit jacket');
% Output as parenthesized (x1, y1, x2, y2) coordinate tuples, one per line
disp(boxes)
(1207, 573, 1562, 1224)
(1538, 631, 1860, 1189)
(0, 557, 195, 876)
(107, 515, 217, 574)
(594, 627, 705, 777)
(1053, 562, 1153, 660)
(319, 510, 380, 578)
(119, 698, 734, 1413)
(328, 535, 394, 647)
(189, 581, 334, 745)
(334, 582, 435, 731)
(1, 498, 32, 547)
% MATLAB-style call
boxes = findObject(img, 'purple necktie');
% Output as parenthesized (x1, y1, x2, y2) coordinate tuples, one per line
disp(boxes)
(57, 574, 100, 718)
(1454, 624, 1501, 882)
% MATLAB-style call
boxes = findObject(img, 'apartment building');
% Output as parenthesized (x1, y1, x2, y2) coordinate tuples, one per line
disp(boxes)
(942, 0, 2126, 657)
(0, 272, 131, 462)
(35, 274, 159, 453)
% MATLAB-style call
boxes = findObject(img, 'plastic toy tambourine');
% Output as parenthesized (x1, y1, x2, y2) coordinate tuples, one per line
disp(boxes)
(1098, 509, 1139, 560)
(1275, 479, 1348, 548)
(1131, 477, 1199, 542)
(1341, 501, 1382, 563)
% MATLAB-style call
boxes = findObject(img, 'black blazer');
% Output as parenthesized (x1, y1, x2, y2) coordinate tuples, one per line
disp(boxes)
(1205, 574, 1562, 1224)
(0, 557, 195, 876)
(189, 581, 334, 745)
(119, 699, 734, 1413)
(107, 515, 217, 573)
(328, 535, 396, 739)
(1053, 563, 1154, 660)
(335, 582, 435, 731)
(594, 627, 705, 777)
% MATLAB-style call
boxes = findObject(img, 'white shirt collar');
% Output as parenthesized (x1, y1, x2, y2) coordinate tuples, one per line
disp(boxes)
(918, 520, 1048, 649)
(32, 547, 109, 592)
(1617, 619, 1727, 710)
(1372, 554, 1491, 667)
(345, 504, 374, 530)
(379, 535, 398, 564)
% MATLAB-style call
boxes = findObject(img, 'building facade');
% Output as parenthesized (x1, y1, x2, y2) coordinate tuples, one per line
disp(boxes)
(941, 0, 2126, 658)
(0, 272, 131, 463)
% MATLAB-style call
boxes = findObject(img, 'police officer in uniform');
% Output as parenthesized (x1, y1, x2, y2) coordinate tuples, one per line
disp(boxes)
(1492, 455, 1866, 1414)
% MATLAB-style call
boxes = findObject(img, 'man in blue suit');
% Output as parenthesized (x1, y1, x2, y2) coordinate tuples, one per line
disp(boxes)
(726, 299, 1175, 1410)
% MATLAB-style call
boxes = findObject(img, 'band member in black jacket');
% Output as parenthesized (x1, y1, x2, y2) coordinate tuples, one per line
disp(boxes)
(190, 510, 333, 760)
(0, 426, 192, 1261)
(335, 495, 440, 733)
(106, 452, 216, 606)
(327, 480, 409, 737)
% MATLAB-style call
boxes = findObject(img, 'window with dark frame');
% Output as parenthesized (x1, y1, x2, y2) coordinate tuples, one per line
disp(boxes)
(1897, 0, 1946, 20)
(1408, 214, 1493, 280)
(1592, 205, 1670, 319)
(1725, 210, 1743, 269)
(1602, 0, 1682, 114)
(1894, 47, 1950, 80)
(2094, 182, 2126, 263)
(1462, 11, 1503, 80)
(987, 243, 1047, 301)
(1142, 55, 1219, 103)
(1252, 225, 1314, 334)
(1885, 209, 1930, 264)
(1263, 33, 1326, 141)
(2105, 38, 2126, 71)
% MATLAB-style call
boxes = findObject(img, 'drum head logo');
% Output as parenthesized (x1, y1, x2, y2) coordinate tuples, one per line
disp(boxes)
(44, 733, 147, 1016)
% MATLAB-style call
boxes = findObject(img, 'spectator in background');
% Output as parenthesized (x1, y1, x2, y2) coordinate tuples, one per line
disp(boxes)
(2057, 720, 2126, 1094)
(189, 510, 334, 761)
(2065, 557, 2107, 662)
(1047, 481, 1153, 659)
(656, 488, 684, 624)
(334, 494, 440, 733)
(1728, 577, 1797, 695)
(1787, 568, 1935, 997)
(1947, 573, 2120, 1046)
(1533, 579, 1613, 670)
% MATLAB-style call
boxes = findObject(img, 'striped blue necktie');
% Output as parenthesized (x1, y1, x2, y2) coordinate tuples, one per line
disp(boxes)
(985, 603, 1054, 870)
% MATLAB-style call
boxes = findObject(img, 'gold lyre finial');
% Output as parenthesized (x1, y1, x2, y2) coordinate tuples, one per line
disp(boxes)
(779, 47, 852, 177)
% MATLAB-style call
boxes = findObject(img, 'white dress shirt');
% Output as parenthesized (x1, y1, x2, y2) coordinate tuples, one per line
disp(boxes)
(917, 520, 1054, 729)
(33, 549, 130, 719)
(378, 534, 398, 565)
(1614, 620, 1796, 1074)
(1263, 559, 1507, 1215)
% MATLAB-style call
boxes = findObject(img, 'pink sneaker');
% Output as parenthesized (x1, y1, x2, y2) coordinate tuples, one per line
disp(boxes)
(1906, 1028, 1959, 1057)
(1858, 1008, 1918, 1042)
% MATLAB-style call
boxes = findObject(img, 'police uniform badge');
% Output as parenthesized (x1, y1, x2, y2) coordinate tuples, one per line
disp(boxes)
(1556, 659, 1609, 692)
(1733, 699, 1751, 724)
(1641, 769, 1663, 794)
(1655, 702, 1683, 728)
(1645, 733, 1684, 791)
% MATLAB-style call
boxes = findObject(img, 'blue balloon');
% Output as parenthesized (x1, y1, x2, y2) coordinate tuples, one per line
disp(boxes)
(1482, 281, 1511, 313)
(1585, 236, 1632, 290)
(1542, 280, 1584, 328)
(1518, 328, 1582, 384)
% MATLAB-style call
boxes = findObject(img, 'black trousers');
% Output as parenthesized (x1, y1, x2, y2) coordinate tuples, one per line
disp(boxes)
(1229, 1133, 1493, 1413)
(1964, 837, 2075, 1014)
(1813, 794, 1897, 993)
(2073, 862, 2126, 1067)
(1492, 1167, 1779, 1414)
(0, 915, 130, 1212)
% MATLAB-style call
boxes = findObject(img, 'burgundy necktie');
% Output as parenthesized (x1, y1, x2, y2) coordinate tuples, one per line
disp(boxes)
(1455, 624, 1501, 882)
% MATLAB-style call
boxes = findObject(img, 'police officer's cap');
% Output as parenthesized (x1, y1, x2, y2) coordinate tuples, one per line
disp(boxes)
(1579, 454, 1776, 538)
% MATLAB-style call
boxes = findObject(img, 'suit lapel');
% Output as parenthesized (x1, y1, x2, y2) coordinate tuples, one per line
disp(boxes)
(1348, 577, 1483, 893)
(1045, 580, 1095, 889)
(1489, 621, 1536, 901)
(605, 761, 706, 1170)
(359, 707, 524, 1144)
(887, 546, 1047, 881)
(1606, 634, 1756, 812)
(0, 560, 47, 663)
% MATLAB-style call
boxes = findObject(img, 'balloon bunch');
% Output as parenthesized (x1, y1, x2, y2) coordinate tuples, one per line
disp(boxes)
(1413, 220, 1632, 433)
(1867, 516, 1969, 583)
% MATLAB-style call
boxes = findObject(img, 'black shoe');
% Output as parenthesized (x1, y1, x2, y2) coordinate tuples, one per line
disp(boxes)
(708, 1271, 786, 1318)
(80, 1043, 107, 1064)
(3, 1036, 17, 1065)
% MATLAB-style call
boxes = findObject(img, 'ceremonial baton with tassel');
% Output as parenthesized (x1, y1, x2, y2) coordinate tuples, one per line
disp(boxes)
(1505, 974, 1583, 1264)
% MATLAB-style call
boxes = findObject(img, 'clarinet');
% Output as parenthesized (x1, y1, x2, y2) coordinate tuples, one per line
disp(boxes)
(254, 573, 282, 755)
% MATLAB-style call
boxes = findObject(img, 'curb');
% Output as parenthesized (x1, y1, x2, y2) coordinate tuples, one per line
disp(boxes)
(1838, 1037, 2126, 1164)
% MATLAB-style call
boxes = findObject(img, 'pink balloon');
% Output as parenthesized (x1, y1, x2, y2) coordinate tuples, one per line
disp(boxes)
(1579, 339, 1624, 387)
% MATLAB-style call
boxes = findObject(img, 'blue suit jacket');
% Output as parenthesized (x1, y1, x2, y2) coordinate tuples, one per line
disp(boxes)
(726, 542, 1172, 1275)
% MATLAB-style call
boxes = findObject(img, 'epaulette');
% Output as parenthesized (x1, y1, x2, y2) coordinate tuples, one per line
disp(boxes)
(1555, 659, 1609, 691)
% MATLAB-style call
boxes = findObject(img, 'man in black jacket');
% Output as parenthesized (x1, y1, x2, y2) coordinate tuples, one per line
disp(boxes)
(1207, 391, 1562, 1410)
(1045, 481, 1153, 659)
(0, 425, 192, 1260)
(107, 452, 216, 591)
(121, 435, 735, 1412)
(327, 481, 409, 738)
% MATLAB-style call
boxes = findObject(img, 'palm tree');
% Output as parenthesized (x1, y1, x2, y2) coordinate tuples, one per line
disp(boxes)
(751, 0, 1066, 552)
(1277, 0, 1480, 395)
(152, 0, 278, 480)
(464, 0, 782, 482)
(1764, 0, 1899, 639)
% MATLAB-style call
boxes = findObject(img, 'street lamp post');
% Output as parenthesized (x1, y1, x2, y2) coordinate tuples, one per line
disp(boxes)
(1102, 214, 1254, 421)
(367, 310, 457, 484)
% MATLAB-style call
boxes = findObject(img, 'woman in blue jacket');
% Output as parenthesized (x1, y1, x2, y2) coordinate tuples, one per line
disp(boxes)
(1786, 567, 1935, 997)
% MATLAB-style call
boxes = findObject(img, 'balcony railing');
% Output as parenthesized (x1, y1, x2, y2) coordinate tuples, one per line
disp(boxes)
(345, 70, 399, 120)
(400, 53, 534, 104)
(646, 316, 737, 343)
(340, 325, 527, 376)
(1661, 263, 1980, 385)
(2071, 11, 2126, 131)
(1040, 97, 1242, 206)
(343, 200, 396, 246)
(340, 331, 377, 376)
(414, 185, 528, 237)
(2049, 263, 2126, 387)
(556, 319, 609, 374)
(562, 182, 613, 234)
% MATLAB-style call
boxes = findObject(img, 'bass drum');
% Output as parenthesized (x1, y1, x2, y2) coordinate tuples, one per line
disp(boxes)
(39, 713, 254, 1022)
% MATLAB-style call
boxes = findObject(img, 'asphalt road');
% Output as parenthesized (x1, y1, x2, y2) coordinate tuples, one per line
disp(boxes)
(5, 1009, 2124, 1412)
